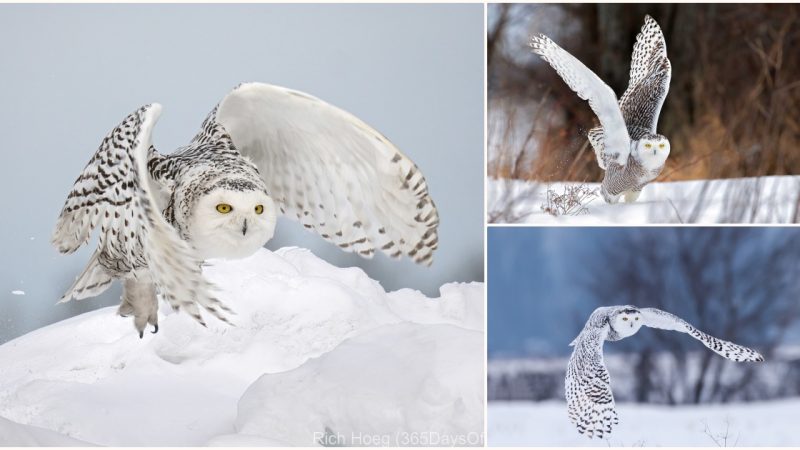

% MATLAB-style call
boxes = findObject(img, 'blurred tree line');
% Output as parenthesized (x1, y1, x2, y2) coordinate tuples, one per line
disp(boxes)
(488, 4, 800, 183)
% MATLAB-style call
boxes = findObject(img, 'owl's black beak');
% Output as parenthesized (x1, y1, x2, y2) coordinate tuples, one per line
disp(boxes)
(242, 219, 248, 236)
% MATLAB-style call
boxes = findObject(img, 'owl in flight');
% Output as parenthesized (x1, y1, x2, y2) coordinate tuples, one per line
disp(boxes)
(531, 15, 672, 203)
(52, 83, 439, 337)
(566, 306, 763, 438)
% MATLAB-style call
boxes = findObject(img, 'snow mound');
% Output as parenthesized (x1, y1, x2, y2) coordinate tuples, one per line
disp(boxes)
(0, 416, 90, 446)
(489, 175, 800, 224)
(0, 247, 483, 446)
(216, 323, 484, 446)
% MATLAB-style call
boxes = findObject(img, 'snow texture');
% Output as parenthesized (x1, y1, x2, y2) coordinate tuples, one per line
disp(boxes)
(0, 416, 90, 446)
(489, 175, 800, 224)
(0, 247, 483, 446)
(489, 399, 800, 446)
(213, 323, 484, 446)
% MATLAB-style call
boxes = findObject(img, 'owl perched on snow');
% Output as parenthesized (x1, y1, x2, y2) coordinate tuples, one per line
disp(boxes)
(530, 15, 672, 203)
(52, 83, 439, 337)
(566, 305, 763, 438)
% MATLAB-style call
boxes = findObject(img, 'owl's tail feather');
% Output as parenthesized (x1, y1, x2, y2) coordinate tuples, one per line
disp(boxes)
(58, 251, 113, 303)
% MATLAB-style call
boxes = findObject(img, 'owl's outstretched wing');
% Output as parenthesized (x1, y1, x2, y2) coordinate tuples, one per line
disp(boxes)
(530, 35, 631, 166)
(52, 105, 232, 326)
(195, 82, 439, 265)
(639, 308, 764, 362)
(619, 15, 671, 140)
(566, 325, 618, 439)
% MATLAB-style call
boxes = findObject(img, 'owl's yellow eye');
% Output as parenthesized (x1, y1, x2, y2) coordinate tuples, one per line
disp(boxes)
(622, 317, 629, 321)
(659, 143, 665, 148)
(216, 203, 232, 214)
(644, 143, 652, 149)
(255, 204, 264, 215)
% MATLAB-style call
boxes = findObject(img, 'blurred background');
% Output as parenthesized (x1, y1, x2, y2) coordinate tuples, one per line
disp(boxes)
(488, 227, 800, 445)
(0, 4, 484, 345)
(488, 4, 800, 223)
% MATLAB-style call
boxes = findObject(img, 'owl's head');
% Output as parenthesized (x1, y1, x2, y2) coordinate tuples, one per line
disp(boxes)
(634, 134, 670, 170)
(190, 179, 277, 260)
(609, 307, 643, 338)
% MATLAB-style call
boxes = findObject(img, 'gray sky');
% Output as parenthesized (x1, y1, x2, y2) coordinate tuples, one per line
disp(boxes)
(0, 4, 484, 344)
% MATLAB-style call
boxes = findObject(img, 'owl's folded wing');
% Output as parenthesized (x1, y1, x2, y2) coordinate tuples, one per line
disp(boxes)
(530, 34, 632, 166)
(195, 82, 439, 266)
(639, 308, 764, 362)
(52, 105, 232, 325)
(566, 329, 619, 439)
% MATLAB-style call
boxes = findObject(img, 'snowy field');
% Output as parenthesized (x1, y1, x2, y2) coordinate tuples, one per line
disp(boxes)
(0, 248, 484, 446)
(488, 175, 800, 224)
(489, 399, 800, 446)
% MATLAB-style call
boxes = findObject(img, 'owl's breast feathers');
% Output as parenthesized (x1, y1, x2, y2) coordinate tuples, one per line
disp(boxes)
(602, 154, 663, 197)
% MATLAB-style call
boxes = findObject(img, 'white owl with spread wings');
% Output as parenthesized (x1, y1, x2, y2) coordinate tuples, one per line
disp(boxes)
(531, 15, 672, 203)
(52, 83, 439, 337)
(567, 305, 764, 438)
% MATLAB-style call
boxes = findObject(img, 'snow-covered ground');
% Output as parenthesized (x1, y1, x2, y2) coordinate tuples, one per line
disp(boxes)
(489, 399, 800, 446)
(488, 175, 800, 224)
(0, 247, 484, 446)
(0, 416, 90, 446)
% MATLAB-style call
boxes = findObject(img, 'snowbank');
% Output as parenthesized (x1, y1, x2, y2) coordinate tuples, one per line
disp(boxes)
(0, 247, 484, 446)
(0, 416, 89, 446)
(488, 351, 800, 403)
(212, 323, 483, 446)
(489, 399, 800, 446)
(488, 175, 800, 224)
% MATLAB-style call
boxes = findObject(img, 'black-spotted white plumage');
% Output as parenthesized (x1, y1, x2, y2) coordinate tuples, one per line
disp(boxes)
(530, 15, 672, 204)
(566, 305, 764, 438)
(52, 83, 439, 337)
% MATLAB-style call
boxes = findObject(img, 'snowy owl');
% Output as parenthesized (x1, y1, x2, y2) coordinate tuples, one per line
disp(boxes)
(530, 15, 672, 203)
(566, 305, 764, 438)
(52, 83, 439, 337)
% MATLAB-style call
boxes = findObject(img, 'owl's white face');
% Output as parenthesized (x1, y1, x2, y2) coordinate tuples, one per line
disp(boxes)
(610, 309, 644, 338)
(189, 188, 277, 260)
(634, 135, 670, 170)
